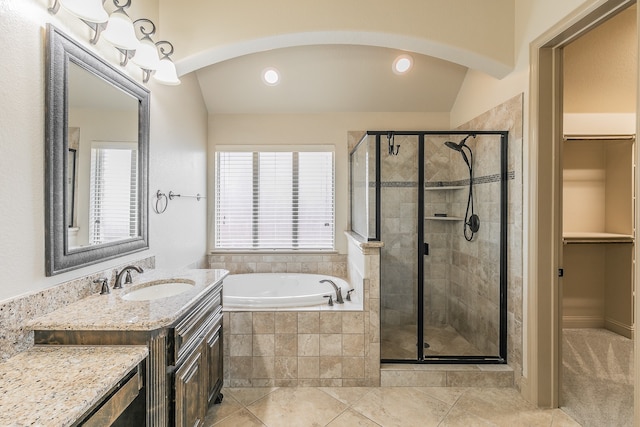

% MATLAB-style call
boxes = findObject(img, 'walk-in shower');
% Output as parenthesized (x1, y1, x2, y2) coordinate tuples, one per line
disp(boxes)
(350, 130, 508, 363)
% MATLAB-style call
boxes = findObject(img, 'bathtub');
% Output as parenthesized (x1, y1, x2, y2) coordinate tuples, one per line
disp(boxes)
(222, 273, 351, 309)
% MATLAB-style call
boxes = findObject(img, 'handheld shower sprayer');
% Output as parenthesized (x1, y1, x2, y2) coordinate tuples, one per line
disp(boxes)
(444, 134, 479, 241)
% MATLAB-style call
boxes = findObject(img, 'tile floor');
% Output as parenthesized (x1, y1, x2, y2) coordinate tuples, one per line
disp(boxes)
(381, 323, 484, 359)
(204, 386, 581, 426)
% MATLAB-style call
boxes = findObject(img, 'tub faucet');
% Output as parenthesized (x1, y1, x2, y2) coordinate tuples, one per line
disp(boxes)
(320, 279, 344, 304)
(114, 265, 144, 289)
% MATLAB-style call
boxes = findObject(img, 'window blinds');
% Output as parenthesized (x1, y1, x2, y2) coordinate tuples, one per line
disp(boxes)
(89, 146, 138, 245)
(215, 150, 334, 250)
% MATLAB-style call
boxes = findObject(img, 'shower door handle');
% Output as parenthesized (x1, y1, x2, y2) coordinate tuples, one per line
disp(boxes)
(423, 243, 429, 256)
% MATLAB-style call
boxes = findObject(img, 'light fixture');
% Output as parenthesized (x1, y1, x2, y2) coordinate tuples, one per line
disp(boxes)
(49, 0, 108, 44)
(393, 54, 413, 75)
(130, 19, 160, 82)
(48, 0, 180, 86)
(101, 0, 139, 52)
(153, 41, 181, 85)
(262, 67, 280, 86)
(49, 0, 108, 24)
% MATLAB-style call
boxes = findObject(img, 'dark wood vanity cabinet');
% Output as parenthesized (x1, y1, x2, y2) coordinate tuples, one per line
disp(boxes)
(171, 284, 224, 426)
(34, 280, 225, 426)
(174, 348, 206, 427)
(205, 319, 223, 403)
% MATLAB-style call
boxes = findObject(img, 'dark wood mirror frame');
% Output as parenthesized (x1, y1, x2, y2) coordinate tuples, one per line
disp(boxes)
(45, 24, 149, 276)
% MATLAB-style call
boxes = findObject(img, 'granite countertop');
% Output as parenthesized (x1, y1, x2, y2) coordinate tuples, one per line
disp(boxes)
(29, 269, 228, 331)
(0, 345, 148, 426)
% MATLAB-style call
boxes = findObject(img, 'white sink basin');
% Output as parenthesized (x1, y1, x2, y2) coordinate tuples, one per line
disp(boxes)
(122, 280, 195, 301)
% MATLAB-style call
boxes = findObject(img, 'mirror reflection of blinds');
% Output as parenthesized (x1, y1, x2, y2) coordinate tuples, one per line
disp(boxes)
(215, 151, 334, 250)
(89, 146, 138, 245)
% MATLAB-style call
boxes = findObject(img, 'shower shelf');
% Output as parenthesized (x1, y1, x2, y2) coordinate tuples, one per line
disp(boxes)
(424, 186, 465, 191)
(425, 216, 464, 221)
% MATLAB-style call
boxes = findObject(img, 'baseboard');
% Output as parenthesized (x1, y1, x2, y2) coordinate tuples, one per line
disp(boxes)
(604, 317, 634, 339)
(562, 315, 604, 329)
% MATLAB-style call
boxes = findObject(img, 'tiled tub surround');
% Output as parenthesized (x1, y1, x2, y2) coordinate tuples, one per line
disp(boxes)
(0, 256, 154, 362)
(0, 345, 148, 426)
(215, 238, 382, 387)
(208, 253, 347, 278)
(223, 273, 363, 311)
(224, 310, 375, 387)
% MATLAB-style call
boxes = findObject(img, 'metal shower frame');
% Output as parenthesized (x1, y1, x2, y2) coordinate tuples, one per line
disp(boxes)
(350, 130, 509, 364)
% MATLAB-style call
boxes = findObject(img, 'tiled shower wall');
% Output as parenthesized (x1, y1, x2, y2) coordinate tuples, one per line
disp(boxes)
(423, 133, 507, 357)
(452, 94, 524, 387)
(347, 94, 523, 389)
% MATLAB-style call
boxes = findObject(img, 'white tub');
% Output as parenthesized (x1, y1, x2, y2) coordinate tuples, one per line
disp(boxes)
(223, 273, 351, 309)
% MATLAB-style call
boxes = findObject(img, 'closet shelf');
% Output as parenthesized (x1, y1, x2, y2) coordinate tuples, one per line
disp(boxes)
(563, 232, 634, 244)
(425, 216, 464, 221)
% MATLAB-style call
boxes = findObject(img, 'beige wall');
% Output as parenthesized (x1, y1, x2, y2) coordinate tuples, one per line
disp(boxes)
(207, 112, 450, 253)
(450, 0, 590, 127)
(564, 5, 637, 114)
(0, 0, 208, 301)
(161, 0, 515, 79)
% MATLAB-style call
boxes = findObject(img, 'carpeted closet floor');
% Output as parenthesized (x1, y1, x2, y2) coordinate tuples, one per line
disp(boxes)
(561, 328, 634, 427)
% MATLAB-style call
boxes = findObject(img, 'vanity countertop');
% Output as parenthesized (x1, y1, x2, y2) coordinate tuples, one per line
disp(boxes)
(0, 345, 148, 426)
(29, 269, 228, 331)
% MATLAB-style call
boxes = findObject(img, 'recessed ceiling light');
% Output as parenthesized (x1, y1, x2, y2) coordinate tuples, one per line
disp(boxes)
(262, 67, 280, 86)
(393, 54, 413, 75)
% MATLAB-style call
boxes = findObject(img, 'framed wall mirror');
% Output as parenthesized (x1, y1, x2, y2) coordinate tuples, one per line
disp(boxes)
(45, 25, 149, 276)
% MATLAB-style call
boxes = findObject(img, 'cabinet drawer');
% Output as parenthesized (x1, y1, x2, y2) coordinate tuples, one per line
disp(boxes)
(79, 365, 143, 427)
(173, 287, 222, 361)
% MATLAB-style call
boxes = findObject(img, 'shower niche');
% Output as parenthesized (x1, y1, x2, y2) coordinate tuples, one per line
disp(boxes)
(350, 130, 509, 364)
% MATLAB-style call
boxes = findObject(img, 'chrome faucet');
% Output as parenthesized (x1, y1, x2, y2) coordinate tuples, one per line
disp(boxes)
(114, 265, 144, 289)
(320, 279, 344, 304)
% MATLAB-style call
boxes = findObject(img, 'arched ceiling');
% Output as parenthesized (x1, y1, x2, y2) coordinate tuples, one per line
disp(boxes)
(195, 44, 469, 114)
(159, 0, 515, 114)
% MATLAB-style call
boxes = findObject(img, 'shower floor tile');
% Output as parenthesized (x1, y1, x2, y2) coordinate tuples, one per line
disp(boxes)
(381, 324, 483, 360)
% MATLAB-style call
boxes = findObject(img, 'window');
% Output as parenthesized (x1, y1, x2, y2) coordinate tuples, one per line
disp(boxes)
(215, 148, 334, 250)
(89, 143, 138, 245)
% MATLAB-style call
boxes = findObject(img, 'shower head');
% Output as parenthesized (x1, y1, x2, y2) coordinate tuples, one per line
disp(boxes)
(444, 139, 470, 168)
(444, 140, 462, 151)
(444, 134, 473, 151)
(444, 134, 475, 169)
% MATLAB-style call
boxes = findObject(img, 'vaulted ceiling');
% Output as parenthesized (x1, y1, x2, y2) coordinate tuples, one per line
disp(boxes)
(195, 44, 468, 114)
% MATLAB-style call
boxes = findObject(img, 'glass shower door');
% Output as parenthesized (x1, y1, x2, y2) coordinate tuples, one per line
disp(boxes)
(374, 130, 508, 363)
(379, 134, 420, 360)
(422, 133, 505, 358)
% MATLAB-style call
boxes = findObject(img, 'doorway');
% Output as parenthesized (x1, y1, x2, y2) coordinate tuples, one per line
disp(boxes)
(560, 6, 636, 425)
(529, 0, 637, 421)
